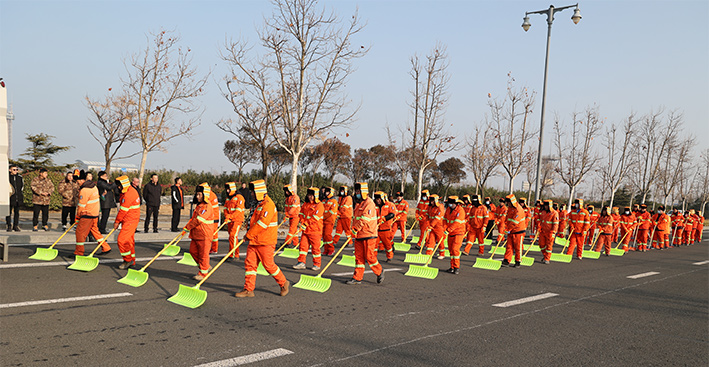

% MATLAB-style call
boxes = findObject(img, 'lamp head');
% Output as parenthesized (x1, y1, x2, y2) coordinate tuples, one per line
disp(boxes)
(522, 15, 531, 31)
(571, 7, 582, 24)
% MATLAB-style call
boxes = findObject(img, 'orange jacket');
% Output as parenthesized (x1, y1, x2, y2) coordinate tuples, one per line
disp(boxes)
(115, 186, 141, 224)
(597, 215, 614, 234)
(692, 214, 702, 230)
(495, 205, 507, 232)
(337, 195, 353, 219)
(245, 195, 278, 246)
(539, 209, 559, 236)
(322, 197, 338, 224)
(683, 215, 695, 230)
(486, 203, 497, 222)
(636, 212, 652, 230)
(505, 204, 527, 233)
(77, 183, 100, 219)
(284, 194, 301, 219)
(619, 213, 636, 232)
(299, 201, 324, 235)
(468, 204, 489, 229)
(558, 210, 568, 232)
(377, 201, 397, 231)
(416, 201, 429, 222)
(588, 211, 600, 229)
(611, 213, 621, 230)
(652, 213, 670, 232)
(209, 194, 220, 224)
(568, 208, 591, 234)
(394, 199, 409, 222)
(353, 197, 377, 239)
(443, 205, 466, 236)
(185, 201, 214, 240)
(426, 203, 445, 230)
(223, 194, 246, 226)
(670, 214, 684, 228)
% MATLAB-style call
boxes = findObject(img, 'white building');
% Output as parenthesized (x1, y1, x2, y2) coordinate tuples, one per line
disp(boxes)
(75, 160, 139, 173)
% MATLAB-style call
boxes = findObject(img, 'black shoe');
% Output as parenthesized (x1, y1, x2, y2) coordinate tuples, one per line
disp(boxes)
(384, 258, 391, 263)
(13, 227, 20, 232)
(376, 272, 384, 284)
(446, 267, 455, 273)
(6, 227, 11, 232)
(98, 249, 112, 256)
(153, 229, 159, 233)
(171, 229, 180, 232)
(501, 259, 510, 267)
(346, 278, 361, 285)
(510, 261, 521, 268)
(453, 268, 460, 275)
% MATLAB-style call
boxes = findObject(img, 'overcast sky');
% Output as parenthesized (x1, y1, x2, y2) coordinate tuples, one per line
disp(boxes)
(2, 0, 707, 193)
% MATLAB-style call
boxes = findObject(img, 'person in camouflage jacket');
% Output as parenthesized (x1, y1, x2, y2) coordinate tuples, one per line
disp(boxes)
(31, 168, 55, 231)
(58, 171, 78, 229)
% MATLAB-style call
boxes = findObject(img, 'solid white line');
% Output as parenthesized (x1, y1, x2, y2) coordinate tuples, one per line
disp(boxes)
(692, 260, 709, 265)
(194, 348, 293, 367)
(0, 292, 132, 309)
(330, 268, 402, 277)
(492, 292, 559, 308)
(0, 252, 248, 269)
(627, 271, 660, 279)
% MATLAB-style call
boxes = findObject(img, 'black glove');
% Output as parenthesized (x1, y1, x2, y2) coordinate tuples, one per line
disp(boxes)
(384, 213, 395, 221)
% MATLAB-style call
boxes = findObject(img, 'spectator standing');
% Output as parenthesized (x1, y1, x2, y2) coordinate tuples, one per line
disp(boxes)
(31, 168, 54, 231)
(6, 164, 23, 231)
(131, 177, 143, 205)
(237, 182, 252, 209)
(97, 171, 117, 234)
(58, 171, 78, 230)
(142, 173, 162, 233)
(170, 177, 184, 232)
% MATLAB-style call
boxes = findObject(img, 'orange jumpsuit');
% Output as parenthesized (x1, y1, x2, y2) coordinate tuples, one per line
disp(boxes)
(243, 195, 287, 292)
(223, 194, 245, 259)
(504, 203, 527, 263)
(209, 194, 220, 253)
(298, 200, 324, 267)
(392, 199, 410, 240)
(284, 194, 301, 244)
(485, 202, 497, 239)
(635, 212, 652, 250)
(594, 215, 614, 254)
(376, 201, 397, 260)
(444, 205, 466, 269)
(682, 215, 694, 244)
(566, 208, 591, 258)
(425, 203, 446, 256)
(670, 214, 684, 246)
(691, 214, 703, 243)
(352, 197, 382, 281)
(651, 212, 670, 249)
(74, 182, 108, 255)
(464, 204, 489, 255)
(538, 209, 559, 261)
(333, 195, 353, 244)
(618, 213, 636, 251)
(115, 186, 141, 263)
(611, 212, 621, 241)
(557, 210, 568, 238)
(322, 196, 338, 255)
(185, 200, 214, 276)
(495, 204, 507, 244)
(415, 200, 429, 248)
(586, 211, 600, 245)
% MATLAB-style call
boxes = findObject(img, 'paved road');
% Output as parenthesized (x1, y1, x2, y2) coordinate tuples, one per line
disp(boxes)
(1, 231, 707, 367)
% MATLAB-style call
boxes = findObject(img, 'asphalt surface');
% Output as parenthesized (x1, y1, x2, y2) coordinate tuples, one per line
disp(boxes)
(1, 230, 707, 367)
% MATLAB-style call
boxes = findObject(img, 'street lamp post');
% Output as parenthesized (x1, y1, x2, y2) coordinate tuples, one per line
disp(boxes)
(522, 4, 581, 203)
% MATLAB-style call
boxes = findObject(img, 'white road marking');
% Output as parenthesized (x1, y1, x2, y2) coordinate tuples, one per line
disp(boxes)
(0, 252, 247, 269)
(194, 348, 293, 367)
(0, 292, 132, 309)
(627, 271, 660, 279)
(492, 292, 559, 308)
(692, 260, 709, 265)
(330, 268, 402, 277)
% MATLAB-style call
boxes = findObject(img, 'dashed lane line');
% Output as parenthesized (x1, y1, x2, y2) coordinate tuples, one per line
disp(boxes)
(0, 292, 133, 309)
(194, 348, 293, 367)
(627, 271, 660, 279)
(693, 260, 709, 265)
(492, 292, 559, 308)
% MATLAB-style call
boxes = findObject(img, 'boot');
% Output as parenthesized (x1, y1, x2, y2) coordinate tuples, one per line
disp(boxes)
(377, 272, 384, 284)
(235, 289, 255, 298)
(280, 281, 290, 296)
(118, 261, 134, 270)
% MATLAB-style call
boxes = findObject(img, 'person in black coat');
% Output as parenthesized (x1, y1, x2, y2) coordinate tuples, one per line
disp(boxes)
(6, 164, 23, 231)
(170, 177, 184, 232)
(142, 173, 162, 233)
(97, 171, 118, 234)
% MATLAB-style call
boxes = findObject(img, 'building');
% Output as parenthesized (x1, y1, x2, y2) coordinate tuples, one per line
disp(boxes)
(75, 160, 139, 173)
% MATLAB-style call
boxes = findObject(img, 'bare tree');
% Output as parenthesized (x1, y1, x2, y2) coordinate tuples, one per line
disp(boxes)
(656, 131, 694, 207)
(220, 0, 367, 194)
(85, 91, 139, 173)
(315, 137, 351, 185)
(223, 138, 256, 182)
(695, 149, 709, 214)
(386, 125, 411, 195)
(406, 44, 458, 196)
(465, 119, 498, 196)
(598, 111, 639, 208)
(124, 30, 208, 183)
(490, 74, 537, 193)
(350, 148, 371, 183)
(553, 106, 603, 208)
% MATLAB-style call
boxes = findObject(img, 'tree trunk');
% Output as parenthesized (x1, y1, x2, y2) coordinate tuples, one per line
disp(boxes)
(609, 189, 616, 209)
(104, 148, 112, 177)
(289, 152, 301, 194)
(400, 171, 405, 195)
(507, 174, 515, 194)
(416, 165, 425, 200)
(138, 148, 148, 185)
(567, 185, 576, 211)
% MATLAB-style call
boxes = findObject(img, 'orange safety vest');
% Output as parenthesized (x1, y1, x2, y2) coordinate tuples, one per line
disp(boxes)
(77, 185, 100, 218)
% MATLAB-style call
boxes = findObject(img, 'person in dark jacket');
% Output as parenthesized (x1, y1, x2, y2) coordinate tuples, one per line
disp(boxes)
(97, 171, 117, 234)
(170, 177, 184, 232)
(237, 182, 252, 209)
(6, 164, 23, 231)
(131, 177, 143, 205)
(142, 173, 162, 233)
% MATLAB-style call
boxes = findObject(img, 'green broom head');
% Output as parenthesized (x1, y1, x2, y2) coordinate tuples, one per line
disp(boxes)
(168, 284, 207, 309)
(29, 247, 59, 261)
(404, 264, 439, 279)
(278, 248, 300, 259)
(404, 253, 430, 264)
(409, 236, 419, 244)
(520, 256, 535, 266)
(293, 274, 331, 293)
(117, 269, 149, 287)
(337, 254, 356, 267)
(393, 242, 411, 252)
(583, 250, 601, 259)
(177, 252, 198, 266)
(550, 253, 572, 263)
(555, 237, 569, 246)
(67, 255, 99, 272)
(488, 246, 506, 255)
(609, 248, 625, 256)
(162, 244, 181, 257)
(256, 262, 269, 275)
(473, 258, 502, 271)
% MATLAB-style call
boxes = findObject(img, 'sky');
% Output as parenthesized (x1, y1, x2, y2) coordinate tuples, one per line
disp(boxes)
(1, 0, 708, 193)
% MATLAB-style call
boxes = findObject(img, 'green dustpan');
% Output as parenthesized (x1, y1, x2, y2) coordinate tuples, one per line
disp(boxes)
(293, 274, 332, 293)
(409, 236, 419, 244)
(177, 252, 198, 266)
(520, 256, 535, 266)
(609, 248, 625, 256)
(473, 258, 502, 271)
(337, 254, 356, 267)
(168, 284, 207, 309)
(404, 264, 439, 279)
(393, 242, 411, 252)
(256, 262, 269, 275)
(583, 250, 601, 259)
(29, 247, 59, 261)
(278, 247, 300, 259)
(163, 244, 181, 256)
(404, 253, 429, 263)
(550, 253, 572, 263)
(117, 269, 149, 287)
